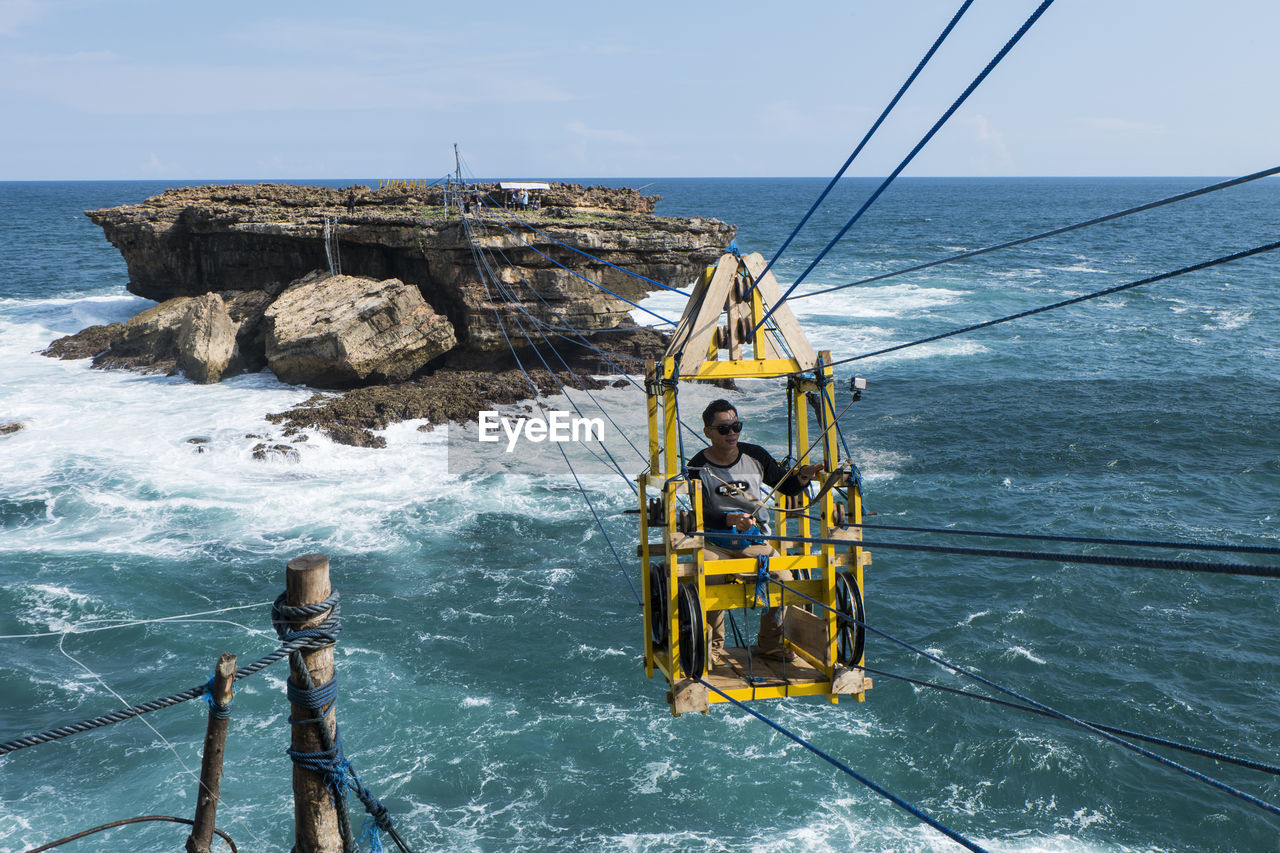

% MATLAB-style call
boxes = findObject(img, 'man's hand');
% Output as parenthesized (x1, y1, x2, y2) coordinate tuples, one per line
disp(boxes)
(798, 462, 826, 484)
(727, 511, 755, 531)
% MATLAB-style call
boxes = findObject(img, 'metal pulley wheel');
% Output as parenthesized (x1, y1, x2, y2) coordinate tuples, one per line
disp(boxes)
(649, 563, 668, 649)
(676, 584, 706, 678)
(834, 571, 865, 667)
(677, 508, 696, 534)
(647, 497, 663, 527)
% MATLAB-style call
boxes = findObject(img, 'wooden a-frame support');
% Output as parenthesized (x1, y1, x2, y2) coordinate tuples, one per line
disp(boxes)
(663, 252, 818, 380)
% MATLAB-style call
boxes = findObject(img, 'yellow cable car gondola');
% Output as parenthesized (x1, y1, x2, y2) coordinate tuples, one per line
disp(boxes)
(639, 250, 873, 715)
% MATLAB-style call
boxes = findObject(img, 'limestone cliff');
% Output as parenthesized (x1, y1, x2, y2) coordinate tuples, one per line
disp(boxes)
(85, 183, 734, 352)
(47, 181, 732, 445)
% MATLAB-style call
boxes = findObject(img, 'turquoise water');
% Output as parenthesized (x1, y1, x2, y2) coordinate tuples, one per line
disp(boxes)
(1, 178, 1278, 851)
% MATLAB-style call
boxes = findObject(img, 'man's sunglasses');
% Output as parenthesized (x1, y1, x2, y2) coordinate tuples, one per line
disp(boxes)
(712, 422, 743, 435)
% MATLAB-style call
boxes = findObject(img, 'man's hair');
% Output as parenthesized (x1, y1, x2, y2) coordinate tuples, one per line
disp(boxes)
(702, 399, 738, 428)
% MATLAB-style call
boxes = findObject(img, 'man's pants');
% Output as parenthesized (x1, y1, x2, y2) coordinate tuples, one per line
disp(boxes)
(702, 542, 794, 657)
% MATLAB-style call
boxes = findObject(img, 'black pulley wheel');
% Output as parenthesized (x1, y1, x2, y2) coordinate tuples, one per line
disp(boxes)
(676, 584, 706, 678)
(649, 563, 668, 649)
(834, 571, 865, 666)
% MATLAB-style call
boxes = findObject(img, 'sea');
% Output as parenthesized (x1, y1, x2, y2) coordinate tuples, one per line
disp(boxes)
(1, 177, 1277, 852)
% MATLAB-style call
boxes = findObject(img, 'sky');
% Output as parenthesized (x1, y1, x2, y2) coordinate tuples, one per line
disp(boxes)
(0, 0, 1276, 180)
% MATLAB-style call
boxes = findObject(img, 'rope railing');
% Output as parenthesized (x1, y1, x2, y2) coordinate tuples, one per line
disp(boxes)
(0, 597, 340, 757)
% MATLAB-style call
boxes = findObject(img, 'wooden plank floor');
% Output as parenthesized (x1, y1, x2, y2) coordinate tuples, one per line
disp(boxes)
(704, 646, 828, 691)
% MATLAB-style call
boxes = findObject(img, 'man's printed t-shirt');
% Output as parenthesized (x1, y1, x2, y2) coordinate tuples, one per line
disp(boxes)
(687, 443, 805, 532)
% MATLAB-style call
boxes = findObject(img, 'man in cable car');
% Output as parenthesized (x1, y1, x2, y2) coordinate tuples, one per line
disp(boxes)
(688, 399, 824, 665)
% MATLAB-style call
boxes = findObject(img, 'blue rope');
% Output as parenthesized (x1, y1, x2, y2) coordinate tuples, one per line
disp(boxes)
(202, 671, 233, 721)
(488, 203, 690, 296)
(753, 0, 1057, 337)
(476, 193, 677, 327)
(752, 554, 770, 608)
(743, 0, 976, 303)
(697, 678, 989, 852)
(794, 166, 1280, 300)
(823, 239, 1280, 369)
(287, 732, 395, 853)
(287, 676, 338, 716)
(273, 592, 407, 853)
(846, 522, 1280, 556)
(712, 529, 1280, 579)
(462, 219, 643, 606)
(762, 575, 1280, 821)
(818, 380, 854, 462)
(463, 213, 652, 475)
(703, 524, 767, 551)
(865, 666, 1280, 777)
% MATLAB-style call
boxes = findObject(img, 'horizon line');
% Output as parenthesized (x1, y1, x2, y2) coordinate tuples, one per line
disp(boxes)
(0, 174, 1261, 184)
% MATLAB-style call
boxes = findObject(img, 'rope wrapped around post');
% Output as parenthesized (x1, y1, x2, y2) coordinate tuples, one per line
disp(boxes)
(273, 586, 407, 853)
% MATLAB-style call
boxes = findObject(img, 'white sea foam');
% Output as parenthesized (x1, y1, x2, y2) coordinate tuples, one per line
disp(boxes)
(1206, 308, 1253, 330)
(859, 338, 991, 363)
(1050, 264, 1107, 273)
(791, 282, 968, 321)
(0, 311, 488, 560)
(631, 280, 970, 332)
(1007, 645, 1047, 665)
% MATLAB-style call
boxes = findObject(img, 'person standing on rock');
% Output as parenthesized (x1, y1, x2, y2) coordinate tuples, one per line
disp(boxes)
(687, 398, 823, 665)
(346, 190, 356, 214)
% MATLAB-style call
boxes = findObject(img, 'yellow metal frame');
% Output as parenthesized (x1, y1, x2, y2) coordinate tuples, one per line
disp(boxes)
(639, 254, 870, 714)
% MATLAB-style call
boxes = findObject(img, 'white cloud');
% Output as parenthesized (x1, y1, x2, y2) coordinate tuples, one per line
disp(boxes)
(566, 121, 642, 146)
(139, 152, 173, 175)
(967, 113, 1014, 173)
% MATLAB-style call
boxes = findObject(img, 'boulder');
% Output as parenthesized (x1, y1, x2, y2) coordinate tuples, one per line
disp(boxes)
(42, 323, 124, 359)
(88, 291, 264, 382)
(93, 297, 196, 373)
(176, 293, 236, 384)
(264, 272, 457, 388)
(0, 422, 23, 436)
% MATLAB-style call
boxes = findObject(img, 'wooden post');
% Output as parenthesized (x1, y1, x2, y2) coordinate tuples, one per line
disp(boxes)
(287, 553, 342, 853)
(186, 652, 236, 853)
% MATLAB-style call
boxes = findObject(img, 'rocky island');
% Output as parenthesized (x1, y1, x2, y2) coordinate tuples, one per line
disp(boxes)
(46, 183, 735, 446)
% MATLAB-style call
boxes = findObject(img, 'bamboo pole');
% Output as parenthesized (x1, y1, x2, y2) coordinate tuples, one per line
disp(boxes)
(287, 553, 342, 853)
(186, 652, 236, 853)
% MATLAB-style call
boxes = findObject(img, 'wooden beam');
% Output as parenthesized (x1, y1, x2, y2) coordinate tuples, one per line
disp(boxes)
(741, 252, 817, 369)
(186, 653, 236, 853)
(663, 253, 737, 371)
